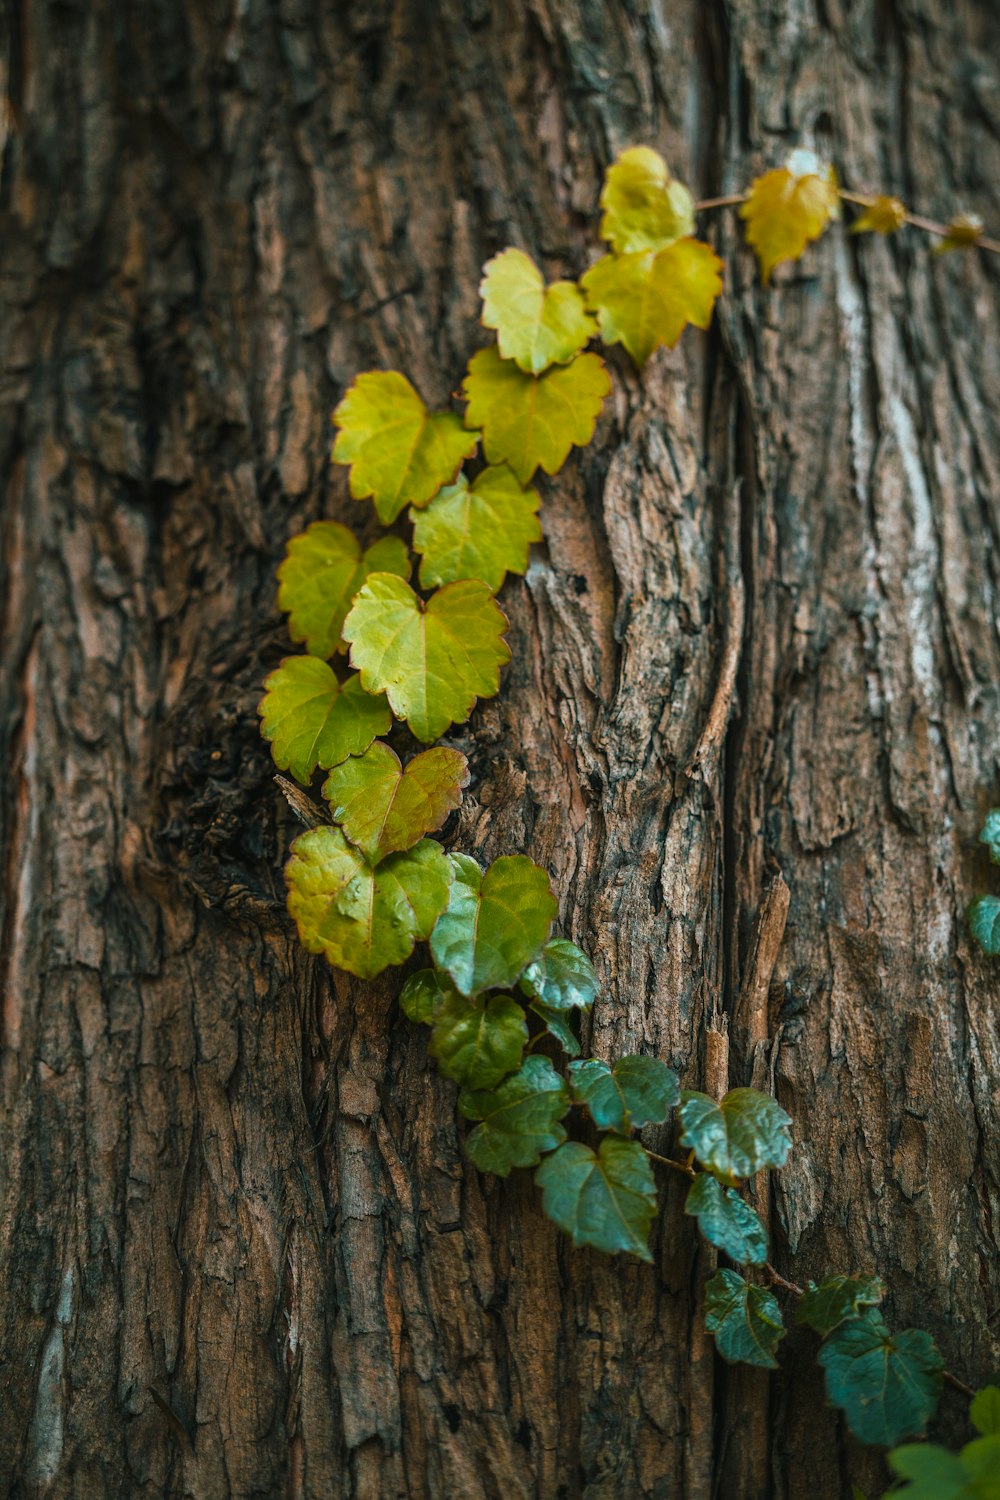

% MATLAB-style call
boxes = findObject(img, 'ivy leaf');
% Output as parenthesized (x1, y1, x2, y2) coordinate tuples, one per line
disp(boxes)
(428, 991, 528, 1089)
(678, 1088, 792, 1183)
(398, 968, 451, 1025)
(967, 895, 1000, 956)
(887, 1443, 986, 1500)
(581, 240, 723, 367)
(285, 827, 452, 980)
(459, 1054, 570, 1176)
(962, 1435, 1000, 1494)
(535, 1137, 657, 1261)
(704, 1269, 785, 1368)
(332, 371, 479, 524)
(322, 741, 469, 862)
(411, 466, 542, 592)
(568, 1055, 679, 1134)
(818, 1309, 943, 1447)
(462, 345, 610, 484)
(343, 574, 511, 743)
(850, 195, 907, 236)
(599, 146, 695, 254)
(971, 1386, 1000, 1437)
(258, 658, 391, 785)
(795, 1274, 885, 1338)
(431, 854, 557, 996)
(530, 1002, 582, 1057)
(934, 214, 984, 256)
(277, 521, 411, 660)
(479, 248, 596, 374)
(518, 939, 599, 1013)
(684, 1174, 768, 1266)
(978, 810, 1000, 865)
(739, 148, 840, 285)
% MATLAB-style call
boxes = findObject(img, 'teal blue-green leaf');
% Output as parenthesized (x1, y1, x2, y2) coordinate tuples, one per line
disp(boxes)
(398, 968, 451, 1025)
(818, 1309, 943, 1447)
(979, 810, 1000, 865)
(795, 1274, 885, 1337)
(684, 1173, 768, 1265)
(534, 1137, 657, 1261)
(519, 938, 599, 1013)
(704, 1269, 785, 1368)
(530, 1002, 581, 1057)
(428, 991, 528, 1089)
(678, 1087, 792, 1182)
(430, 854, 557, 996)
(568, 1055, 679, 1134)
(459, 1055, 570, 1176)
(258, 659, 391, 785)
(971, 1386, 1000, 1437)
(968, 895, 1000, 955)
(887, 1444, 974, 1499)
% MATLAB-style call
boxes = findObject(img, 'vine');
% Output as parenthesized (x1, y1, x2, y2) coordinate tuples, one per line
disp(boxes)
(258, 146, 997, 1465)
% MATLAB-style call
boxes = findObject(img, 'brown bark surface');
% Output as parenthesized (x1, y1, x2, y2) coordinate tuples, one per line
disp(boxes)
(1, 2, 998, 1497)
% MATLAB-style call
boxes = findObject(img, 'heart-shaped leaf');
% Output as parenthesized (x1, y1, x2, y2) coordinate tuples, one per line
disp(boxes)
(343, 573, 511, 743)
(599, 146, 695, 254)
(818, 1309, 943, 1447)
(459, 1055, 570, 1176)
(581, 240, 723, 368)
(568, 1056, 679, 1134)
(535, 1137, 657, 1261)
(428, 991, 528, 1089)
(971, 1386, 1000, 1438)
(979, 810, 1000, 865)
(462, 345, 610, 484)
(332, 371, 479, 524)
(398, 968, 452, 1025)
(795, 1274, 885, 1338)
(739, 148, 840, 285)
(967, 895, 1000, 955)
(430, 853, 557, 996)
(258, 658, 391, 785)
(479, 248, 596, 374)
(704, 1269, 785, 1368)
(678, 1088, 792, 1183)
(684, 1174, 768, 1266)
(411, 466, 542, 592)
(887, 1442, 981, 1499)
(285, 826, 452, 979)
(277, 521, 411, 659)
(322, 741, 469, 862)
(518, 939, 599, 1013)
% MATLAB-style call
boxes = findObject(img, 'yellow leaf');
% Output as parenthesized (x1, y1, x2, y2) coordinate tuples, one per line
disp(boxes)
(600, 146, 695, 254)
(740, 149, 840, 285)
(850, 195, 906, 236)
(581, 239, 723, 367)
(480, 248, 596, 374)
(933, 213, 984, 255)
(462, 345, 610, 483)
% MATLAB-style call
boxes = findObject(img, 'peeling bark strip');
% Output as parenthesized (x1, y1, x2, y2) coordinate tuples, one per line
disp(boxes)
(0, 2, 998, 1498)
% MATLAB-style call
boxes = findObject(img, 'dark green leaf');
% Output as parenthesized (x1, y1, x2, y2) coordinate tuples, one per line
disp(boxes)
(971, 1386, 1000, 1438)
(430, 854, 557, 996)
(398, 969, 450, 1025)
(428, 992, 528, 1090)
(684, 1173, 768, 1266)
(530, 1002, 582, 1056)
(795, 1274, 885, 1337)
(968, 896, 1000, 956)
(678, 1088, 792, 1182)
(978, 810, 1000, 865)
(459, 1055, 570, 1176)
(568, 1055, 679, 1134)
(519, 939, 599, 1013)
(818, 1309, 943, 1447)
(535, 1138, 657, 1261)
(704, 1269, 784, 1368)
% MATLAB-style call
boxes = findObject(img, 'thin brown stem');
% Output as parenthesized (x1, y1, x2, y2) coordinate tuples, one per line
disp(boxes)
(694, 193, 749, 211)
(763, 1261, 804, 1298)
(839, 188, 1000, 254)
(943, 1370, 976, 1400)
(644, 1148, 696, 1178)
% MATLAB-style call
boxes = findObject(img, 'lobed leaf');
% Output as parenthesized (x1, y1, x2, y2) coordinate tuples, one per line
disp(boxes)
(518, 939, 599, 1013)
(887, 1443, 978, 1500)
(530, 1002, 582, 1057)
(978, 810, 1000, 866)
(322, 741, 469, 862)
(817, 1308, 943, 1448)
(704, 1269, 785, 1368)
(411, 466, 542, 593)
(462, 345, 610, 484)
(480, 248, 596, 374)
(459, 1054, 570, 1176)
(678, 1087, 792, 1182)
(277, 521, 410, 659)
(398, 968, 451, 1025)
(332, 371, 478, 524)
(739, 148, 840, 285)
(850, 195, 907, 236)
(258, 657, 391, 785)
(599, 146, 695, 254)
(795, 1274, 885, 1338)
(568, 1055, 679, 1134)
(684, 1173, 768, 1266)
(428, 991, 528, 1090)
(431, 854, 557, 997)
(967, 895, 1000, 956)
(535, 1137, 657, 1261)
(343, 573, 511, 743)
(581, 239, 723, 367)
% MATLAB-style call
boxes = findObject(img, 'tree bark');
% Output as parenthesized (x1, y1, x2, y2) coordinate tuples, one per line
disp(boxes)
(1, 2, 998, 1497)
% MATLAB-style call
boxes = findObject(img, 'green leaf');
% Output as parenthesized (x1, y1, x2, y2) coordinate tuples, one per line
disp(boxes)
(530, 1002, 582, 1057)
(285, 826, 452, 980)
(971, 1386, 1000, 1437)
(678, 1088, 792, 1182)
(462, 345, 610, 484)
(479, 247, 596, 374)
(535, 1137, 657, 1261)
(599, 146, 695, 254)
(887, 1444, 971, 1499)
(398, 968, 450, 1024)
(459, 1054, 570, 1176)
(795, 1274, 885, 1337)
(581, 240, 723, 368)
(962, 1435, 1000, 1495)
(343, 573, 511, 743)
(684, 1174, 768, 1266)
(568, 1055, 679, 1134)
(430, 853, 557, 997)
(518, 938, 599, 1013)
(979, 810, 1000, 865)
(410, 466, 542, 592)
(332, 371, 479, 524)
(277, 521, 411, 659)
(258, 658, 391, 785)
(322, 741, 469, 862)
(818, 1309, 943, 1447)
(967, 895, 1000, 956)
(428, 991, 528, 1089)
(704, 1268, 785, 1368)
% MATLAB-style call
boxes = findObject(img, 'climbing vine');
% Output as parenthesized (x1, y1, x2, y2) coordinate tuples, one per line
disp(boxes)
(258, 146, 997, 1465)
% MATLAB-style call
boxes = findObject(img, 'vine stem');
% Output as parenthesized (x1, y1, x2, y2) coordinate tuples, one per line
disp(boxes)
(943, 1370, 977, 1400)
(643, 1148, 696, 1179)
(764, 1261, 804, 1298)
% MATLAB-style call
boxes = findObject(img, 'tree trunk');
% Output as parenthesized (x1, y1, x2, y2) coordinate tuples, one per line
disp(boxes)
(1, 2, 998, 1496)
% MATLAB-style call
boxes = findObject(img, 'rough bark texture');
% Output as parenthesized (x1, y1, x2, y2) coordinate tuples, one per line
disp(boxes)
(1, 2, 998, 1497)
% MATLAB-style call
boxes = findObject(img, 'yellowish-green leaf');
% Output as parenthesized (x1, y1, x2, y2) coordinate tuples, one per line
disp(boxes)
(599, 146, 695, 253)
(462, 345, 610, 484)
(431, 853, 557, 996)
(332, 371, 479, 524)
(850, 195, 907, 236)
(322, 741, 469, 862)
(277, 521, 410, 659)
(581, 239, 723, 367)
(739, 148, 840, 285)
(343, 573, 511, 743)
(480, 248, 596, 374)
(411, 466, 542, 592)
(285, 827, 452, 979)
(933, 213, 984, 255)
(428, 991, 528, 1089)
(258, 657, 391, 785)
